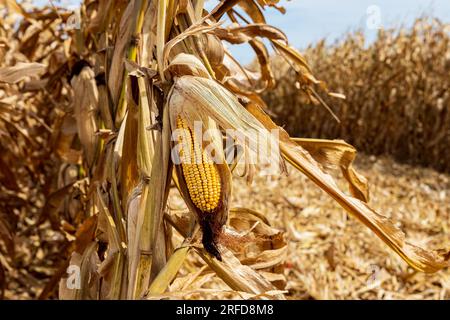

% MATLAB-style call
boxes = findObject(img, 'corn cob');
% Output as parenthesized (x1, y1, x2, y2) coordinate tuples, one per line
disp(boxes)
(176, 116, 221, 213)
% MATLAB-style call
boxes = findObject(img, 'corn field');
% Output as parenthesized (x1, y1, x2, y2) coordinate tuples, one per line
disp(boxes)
(0, 1, 449, 300)
(265, 18, 450, 172)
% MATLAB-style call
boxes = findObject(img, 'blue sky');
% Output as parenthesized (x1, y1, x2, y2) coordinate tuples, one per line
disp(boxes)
(33, 0, 450, 62)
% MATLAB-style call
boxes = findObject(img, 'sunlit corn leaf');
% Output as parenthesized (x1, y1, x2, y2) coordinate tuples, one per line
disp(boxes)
(146, 245, 191, 296)
(226, 207, 286, 288)
(126, 185, 141, 299)
(70, 66, 99, 168)
(165, 53, 212, 79)
(291, 138, 369, 202)
(58, 216, 98, 300)
(95, 187, 125, 299)
(0, 0, 27, 16)
(133, 102, 171, 298)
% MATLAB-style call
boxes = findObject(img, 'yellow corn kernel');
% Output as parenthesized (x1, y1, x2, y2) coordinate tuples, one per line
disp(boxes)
(176, 116, 221, 213)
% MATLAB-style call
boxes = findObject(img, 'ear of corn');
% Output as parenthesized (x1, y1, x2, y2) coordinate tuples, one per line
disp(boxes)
(176, 116, 222, 213)
(171, 111, 231, 261)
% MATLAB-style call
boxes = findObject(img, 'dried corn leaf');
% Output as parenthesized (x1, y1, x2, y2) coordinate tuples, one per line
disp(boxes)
(291, 138, 369, 202)
(215, 24, 287, 44)
(195, 246, 285, 299)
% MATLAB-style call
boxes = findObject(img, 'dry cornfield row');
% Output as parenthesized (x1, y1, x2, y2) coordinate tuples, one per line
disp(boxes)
(0, 1, 449, 300)
(264, 18, 450, 172)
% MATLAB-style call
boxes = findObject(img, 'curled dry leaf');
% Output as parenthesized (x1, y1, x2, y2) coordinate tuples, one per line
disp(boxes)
(214, 24, 287, 45)
(291, 138, 369, 202)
